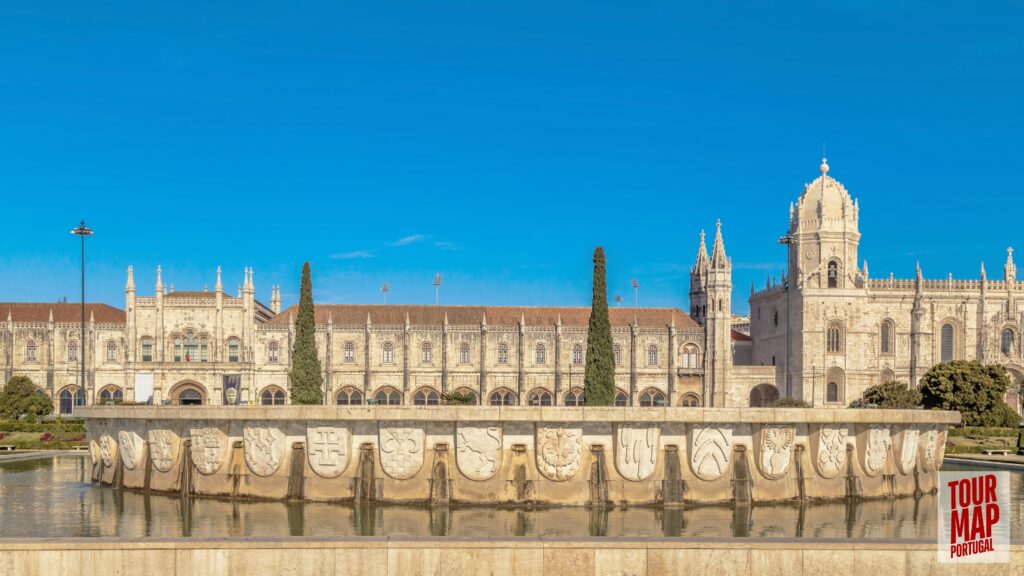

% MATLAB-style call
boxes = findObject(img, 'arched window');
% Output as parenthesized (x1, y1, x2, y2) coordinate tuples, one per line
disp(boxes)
(260, 387, 286, 405)
(59, 387, 85, 414)
(421, 342, 433, 364)
(25, 340, 37, 362)
(140, 337, 153, 362)
(106, 341, 117, 362)
(827, 261, 839, 288)
(99, 386, 123, 404)
(373, 387, 401, 405)
(940, 324, 955, 363)
(383, 342, 394, 364)
(1002, 329, 1015, 356)
(613, 344, 621, 366)
(498, 343, 509, 364)
(572, 344, 583, 365)
(614, 390, 629, 407)
(880, 321, 894, 354)
(200, 337, 208, 362)
(564, 388, 585, 406)
(749, 384, 779, 407)
(67, 340, 78, 362)
(826, 367, 845, 404)
(647, 345, 658, 366)
(679, 393, 701, 408)
(267, 341, 279, 363)
(639, 389, 667, 407)
(535, 343, 546, 364)
(179, 389, 203, 405)
(413, 387, 440, 406)
(826, 324, 842, 353)
(489, 388, 517, 406)
(336, 387, 363, 405)
(773, 310, 779, 327)
(344, 341, 355, 363)
(681, 343, 699, 369)
(528, 388, 553, 406)
(184, 334, 198, 363)
(879, 368, 895, 385)
(173, 337, 182, 362)
(227, 338, 240, 362)
(460, 343, 471, 364)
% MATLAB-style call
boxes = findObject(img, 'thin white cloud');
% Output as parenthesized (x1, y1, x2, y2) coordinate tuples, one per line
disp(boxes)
(388, 234, 426, 247)
(434, 241, 459, 251)
(331, 250, 374, 259)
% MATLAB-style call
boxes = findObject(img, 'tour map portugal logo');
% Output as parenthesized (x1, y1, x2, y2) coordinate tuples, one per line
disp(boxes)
(939, 471, 1010, 564)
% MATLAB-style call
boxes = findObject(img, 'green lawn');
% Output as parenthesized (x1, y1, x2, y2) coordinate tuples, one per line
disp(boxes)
(945, 426, 1019, 455)
(0, 420, 87, 450)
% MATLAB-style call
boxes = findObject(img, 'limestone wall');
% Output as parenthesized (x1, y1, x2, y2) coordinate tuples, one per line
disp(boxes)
(0, 538, 1019, 576)
(81, 406, 958, 506)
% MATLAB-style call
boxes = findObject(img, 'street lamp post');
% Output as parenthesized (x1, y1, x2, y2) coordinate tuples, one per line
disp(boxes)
(631, 279, 639, 308)
(777, 234, 793, 399)
(71, 221, 93, 408)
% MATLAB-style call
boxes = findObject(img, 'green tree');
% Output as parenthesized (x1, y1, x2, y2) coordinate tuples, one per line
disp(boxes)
(849, 381, 922, 409)
(584, 247, 615, 406)
(919, 360, 1011, 426)
(289, 262, 324, 404)
(0, 376, 53, 421)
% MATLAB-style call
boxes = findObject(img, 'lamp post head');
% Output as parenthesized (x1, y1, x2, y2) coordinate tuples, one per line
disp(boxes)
(777, 235, 791, 245)
(70, 221, 94, 236)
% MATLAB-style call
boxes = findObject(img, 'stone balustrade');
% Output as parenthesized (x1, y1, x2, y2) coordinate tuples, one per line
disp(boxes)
(80, 406, 959, 505)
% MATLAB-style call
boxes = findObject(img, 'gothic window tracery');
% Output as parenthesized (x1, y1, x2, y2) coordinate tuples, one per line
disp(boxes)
(25, 340, 37, 362)
(1002, 328, 1016, 356)
(498, 343, 509, 364)
(940, 324, 955, 363)
(826, 323, 842, 354)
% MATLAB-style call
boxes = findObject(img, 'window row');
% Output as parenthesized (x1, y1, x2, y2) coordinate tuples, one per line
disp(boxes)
(366, 342, 699, 367)
(331, 386, 702, 407)
(136, 336, 242, 363)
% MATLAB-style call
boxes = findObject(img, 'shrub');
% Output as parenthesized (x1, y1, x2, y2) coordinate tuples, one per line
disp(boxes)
(0, 376, 53, 421)
(849, 381, 922, 409)
(441, 390, 476, 405)
(919, 361, 1012, 426)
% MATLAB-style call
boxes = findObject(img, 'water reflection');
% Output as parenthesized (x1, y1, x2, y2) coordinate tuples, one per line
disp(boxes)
(0, 456, 1021, 540)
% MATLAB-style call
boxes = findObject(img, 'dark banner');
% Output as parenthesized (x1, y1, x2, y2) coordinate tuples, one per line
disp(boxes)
(223, 374, 241, 405)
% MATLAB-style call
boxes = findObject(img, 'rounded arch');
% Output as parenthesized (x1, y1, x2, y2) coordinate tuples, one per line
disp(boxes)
(679, 342, 701, 370)
(413, 386, 440, 406)
(25, 339, 38, 361)
(678, 392, 701, 407)
(879, 368, 896, 385)
(420, 342, 433, 364)
(105, 340, 118, 362)
(336, 386, 363, 405)
(97, 384, 123, 404)
(571, 344, 583, 365)
(527, 387, 553, 406)
(879, 319, 895, 355)
(57, 385, 85, 414)
(748, 383, 779, 407)
(825, 367, 845, 404)
(535, 342, 546, 364)
(497, 342, 510, 364)
(488, 387, 517, 406)
(639, 387, 667, 407)
(646, 344, 659, 366)
(168, 381, 207, 406)
(564, 387, 585, 406)
(1001, 326, 1019, 357)
(826, 258, 842, 288)
(373, 386, 402, 405)
(259, 385, 287, 406)
(826, 321, 844, 354)
(614, 388, 629, 407)
(459, 342, 471, 364)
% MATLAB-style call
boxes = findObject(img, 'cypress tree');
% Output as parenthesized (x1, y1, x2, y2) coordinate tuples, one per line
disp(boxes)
(584, 247, 616, 406)
(289, 262, 324, 404)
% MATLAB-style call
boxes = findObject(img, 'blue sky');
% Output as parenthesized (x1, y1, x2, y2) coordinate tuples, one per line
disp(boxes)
(1, 1, 1021, 314)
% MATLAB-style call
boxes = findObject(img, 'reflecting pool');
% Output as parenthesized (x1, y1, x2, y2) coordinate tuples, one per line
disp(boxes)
(0, 456, 1020, 540)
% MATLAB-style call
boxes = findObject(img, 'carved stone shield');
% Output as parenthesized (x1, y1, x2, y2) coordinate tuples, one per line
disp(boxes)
(456, 424, 503, 481)
(810, 424, 848, 479)
(243, 424, 287, 477)
(88, 439, 100, 465)
(894, 426, 920, 475)
(615, 424, 659, 481)
(536, 425, 582, 481)
(306, 425, 351, 479)
(858, 424, 891, 477)
(689, 425, 732, 481)
(98, 432, 118, 468)
(190, 426, 226, 475)
(379, 424, 425, 480)
(117, 430, 145, 471)
(918, 426, 938, 472)
(754, 425, 795, 480)
(147, 426, 180, 473)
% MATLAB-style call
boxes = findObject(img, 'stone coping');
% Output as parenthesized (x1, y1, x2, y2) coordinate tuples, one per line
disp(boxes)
(78, 405, 961, 425)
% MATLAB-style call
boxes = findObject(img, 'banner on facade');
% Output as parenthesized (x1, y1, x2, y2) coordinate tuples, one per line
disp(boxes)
(134, 373, 154, 405)
(938, 470, 1010, 564)
(223, 374, 241, 406)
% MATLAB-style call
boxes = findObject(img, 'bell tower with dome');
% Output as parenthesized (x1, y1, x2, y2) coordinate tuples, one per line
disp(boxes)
(788, 157, 862, 290)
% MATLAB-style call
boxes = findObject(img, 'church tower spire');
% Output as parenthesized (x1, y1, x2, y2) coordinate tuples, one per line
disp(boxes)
(703, 220, 732, 407)
(689, 229, 710, 324)
(1005, 247, 1016, 284)
(710, 220, 729, 269)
